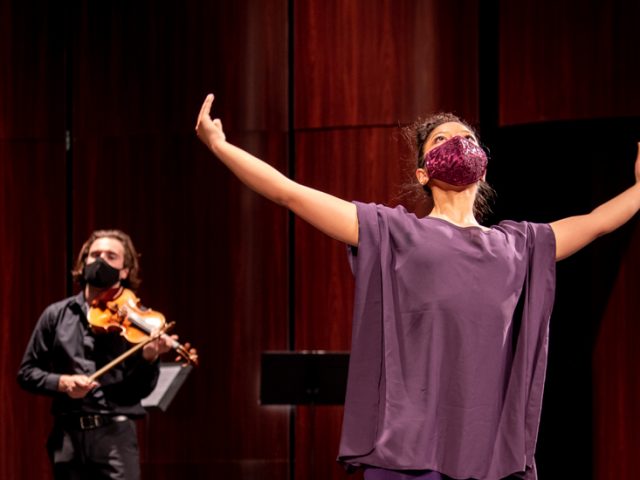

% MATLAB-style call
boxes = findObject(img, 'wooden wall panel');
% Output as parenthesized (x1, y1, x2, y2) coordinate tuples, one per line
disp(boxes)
(71, 132, 291, 477)
(293, 127, 416, 480)
(69, 0, 291, 474)
(1, 0, 291, 479)
(295, 406, 359, 480)
(499, 0, 640, 125)
(10, 1, 640, 478)
(593, 220, 640, 480)
(0, 1, 67, 478)
(294, 0, 480, 129)
(488, 119, 640, 478)
(293, 127, 404, 480)
(71, 0, 288, 137)
(0, 144, 67, 480)
(293, 2, 481, 477)
(0, 1, 66, 140)
(294, 127, 413, 350)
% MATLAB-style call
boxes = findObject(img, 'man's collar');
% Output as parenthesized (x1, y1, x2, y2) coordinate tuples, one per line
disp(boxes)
(70, 291, 88, 316)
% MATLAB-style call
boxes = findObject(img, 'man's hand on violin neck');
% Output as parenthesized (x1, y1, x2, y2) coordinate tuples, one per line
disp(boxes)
(142, 335, 175, 362)
(58, 374, 99, 399)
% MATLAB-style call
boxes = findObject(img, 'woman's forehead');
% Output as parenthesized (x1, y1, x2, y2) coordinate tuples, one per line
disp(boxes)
(429, 121, 473, 138)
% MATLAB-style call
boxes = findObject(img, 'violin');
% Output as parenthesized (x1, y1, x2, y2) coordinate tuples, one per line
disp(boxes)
(87, 287, 198, 381)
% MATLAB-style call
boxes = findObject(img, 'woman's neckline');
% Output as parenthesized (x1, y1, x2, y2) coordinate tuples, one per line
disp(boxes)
(423, 215, 493, 233)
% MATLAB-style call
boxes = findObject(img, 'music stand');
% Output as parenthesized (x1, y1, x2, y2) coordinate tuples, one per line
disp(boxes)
(142, 362, 193, 412)
(260, 351, 349, 477)
(260, 351, 349, 405)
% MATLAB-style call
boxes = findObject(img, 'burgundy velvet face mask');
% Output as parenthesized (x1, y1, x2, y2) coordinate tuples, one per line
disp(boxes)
(423, 135, 488, 186)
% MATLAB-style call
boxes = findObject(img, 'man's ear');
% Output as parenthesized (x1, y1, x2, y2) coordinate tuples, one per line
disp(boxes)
(120, 268, 130, 281)
(416, 168, 430, 186)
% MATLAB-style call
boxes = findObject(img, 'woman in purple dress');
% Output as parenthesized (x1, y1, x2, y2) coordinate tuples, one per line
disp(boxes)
(195, 94, 640, 480)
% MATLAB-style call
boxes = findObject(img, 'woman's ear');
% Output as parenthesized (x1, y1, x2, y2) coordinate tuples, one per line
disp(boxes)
(416, 168, 430, 186)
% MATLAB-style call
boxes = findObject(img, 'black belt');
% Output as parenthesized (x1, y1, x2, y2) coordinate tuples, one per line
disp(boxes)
(58, 414, 129, 431)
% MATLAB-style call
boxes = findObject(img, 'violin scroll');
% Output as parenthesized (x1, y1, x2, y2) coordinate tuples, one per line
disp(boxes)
(153, 321, 199, 366)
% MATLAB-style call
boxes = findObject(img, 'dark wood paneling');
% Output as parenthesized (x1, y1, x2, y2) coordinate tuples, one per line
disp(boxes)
(1, 1, 67, 478)
(292, 2, 482, 476)
(489, 119, 640, 478)
(294, 127, 414, 347)
(0, 1, 66, 140)
(0, 143, 67, 480)
(593, 220, 640, 480)
(71, 0, 288, 138)
(295, 406, 363, 480)
(499, 0, 640, 125)
(293, 127, 413, 480)
(71, 132, 291, 477)
(69, 0, 290, 476)
(294, 0, 480, 129)
(2, 0, 291, 479)
(10, 1, 640, 478)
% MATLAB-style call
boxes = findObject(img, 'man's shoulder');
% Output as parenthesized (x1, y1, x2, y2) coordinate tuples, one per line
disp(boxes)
(41, 292, 85, 318)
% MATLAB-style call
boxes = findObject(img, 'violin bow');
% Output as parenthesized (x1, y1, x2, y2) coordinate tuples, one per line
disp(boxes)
(88, 322, 173, 382)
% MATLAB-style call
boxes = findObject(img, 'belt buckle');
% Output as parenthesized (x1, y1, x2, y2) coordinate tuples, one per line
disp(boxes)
(79, 415, 102, 430)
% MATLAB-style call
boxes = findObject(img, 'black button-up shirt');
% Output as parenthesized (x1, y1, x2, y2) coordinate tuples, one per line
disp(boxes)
(17, 292, 159, 418)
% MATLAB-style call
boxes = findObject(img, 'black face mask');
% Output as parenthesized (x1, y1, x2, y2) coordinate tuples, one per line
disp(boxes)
(83, 257, 121, 288)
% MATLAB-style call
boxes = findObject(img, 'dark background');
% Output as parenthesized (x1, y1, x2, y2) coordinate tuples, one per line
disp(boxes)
(2, 1, 640, 479)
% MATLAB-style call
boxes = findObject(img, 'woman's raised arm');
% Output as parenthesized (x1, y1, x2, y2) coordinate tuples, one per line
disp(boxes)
(550, 143, 640, 261)
(195, 94, 358, 246)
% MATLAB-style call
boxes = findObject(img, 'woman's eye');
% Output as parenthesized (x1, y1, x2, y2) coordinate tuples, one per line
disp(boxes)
(433, 135, 446, 143)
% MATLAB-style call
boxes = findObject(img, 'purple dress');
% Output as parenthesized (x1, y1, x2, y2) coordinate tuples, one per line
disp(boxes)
(338, 203, 556, 480)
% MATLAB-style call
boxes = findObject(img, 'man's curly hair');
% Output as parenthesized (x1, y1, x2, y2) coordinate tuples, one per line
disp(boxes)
(71, 229, 142, 290)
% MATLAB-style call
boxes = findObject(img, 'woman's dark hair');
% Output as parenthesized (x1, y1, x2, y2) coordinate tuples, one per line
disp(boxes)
(71, 229, 142, 290)
(402, 112, 495, 223)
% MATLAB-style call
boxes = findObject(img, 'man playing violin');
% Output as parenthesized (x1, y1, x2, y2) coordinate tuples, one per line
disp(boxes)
(17, 229, 175, 480)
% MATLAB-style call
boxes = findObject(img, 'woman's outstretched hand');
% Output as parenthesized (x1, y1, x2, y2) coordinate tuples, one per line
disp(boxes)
(192, 92, 358, 246)
(195, 94, 226, 151)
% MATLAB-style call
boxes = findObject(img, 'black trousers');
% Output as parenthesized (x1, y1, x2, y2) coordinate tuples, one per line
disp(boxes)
(47, 418, 140, 480)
